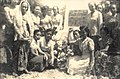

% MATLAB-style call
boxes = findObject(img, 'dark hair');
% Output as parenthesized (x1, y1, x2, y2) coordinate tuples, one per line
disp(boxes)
(53, 6, 59, 13)
(31, 4, 41, 13)
(34, 30, 41, 35)
(79, 26, 90, 36)
(45, 28, 53, 35)
(79, 26, 86, 30)
(100, 27, 109, 35)
(73, 30, 79, 34)
(21, 1, 29, 11)
(34, 4, 40, 10)
(41, 6, 49, 12)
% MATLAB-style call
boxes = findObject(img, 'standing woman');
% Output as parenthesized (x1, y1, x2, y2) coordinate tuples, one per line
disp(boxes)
(13, 0, 34, 74)
(40, 6, 52, 31)
(4, 0, 19, 51)
(52, 6, 63, 31)
(0, 1, 8, 73)
(31, 5, 41, 30)
(3, 0, 19, 74)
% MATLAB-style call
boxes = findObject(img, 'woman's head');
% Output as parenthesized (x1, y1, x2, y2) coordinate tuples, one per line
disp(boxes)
(41, 6, 48, 16)
(73, 30, 80, 39)
(105, 1, 111, 9)
(100, 27, 109, 37)
(53, 6, 59, 15)
(34, 30, 42, 40)
(88, 2, 96, 12)
(97, 4, 103, 12)
(80, 29, 87, 40)
(45, 29, 53, 40)
(33, 5, 41, 16)
(21, 1, 29, 15)
(111, 4, 117, 15)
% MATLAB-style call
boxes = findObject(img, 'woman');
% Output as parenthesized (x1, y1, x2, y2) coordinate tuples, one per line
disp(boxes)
(97, 4, 103, 13)
(40, 6, 52, 31)
(72, 30, 82, 56)
(108, 26, 120, 79)
(4, 0, 19, 55)
(29, 30, 48, 71)
(67, 28, 95, 75)
(41, 29, 55, 66)
(13, 0, 34, 74)
(95, 27, 112, 77)
(31, 5, 41, 30)
(52, 6, 63, 31)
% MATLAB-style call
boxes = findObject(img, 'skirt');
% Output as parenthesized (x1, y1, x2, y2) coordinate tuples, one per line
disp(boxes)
(67, 56, 89, 75)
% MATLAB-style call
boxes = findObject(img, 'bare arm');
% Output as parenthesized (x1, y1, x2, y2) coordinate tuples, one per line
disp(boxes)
(89, 50, 94, 69)
(4, 7, 13, 24)
(88, 39, 95, 69)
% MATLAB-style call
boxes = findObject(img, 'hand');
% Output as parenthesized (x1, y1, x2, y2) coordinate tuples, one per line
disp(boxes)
(28, 37, 32, 43)
(19, 35, 24, 40)
(89, 63, 94, 71)
(101, 52, 108, 57)
(44, 54, 48, 61)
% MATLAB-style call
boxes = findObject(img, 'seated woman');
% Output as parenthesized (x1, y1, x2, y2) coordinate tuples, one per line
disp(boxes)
(95, 27, 112, 77)
(40, 29, 55, 67)
(67, 28, 95, 75)
(107, 26, 120, 79)
(29, 30, 48, 72)
(72, 30, 82, 56)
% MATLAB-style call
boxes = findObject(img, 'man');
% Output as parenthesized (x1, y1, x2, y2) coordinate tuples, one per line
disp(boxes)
(88, 2, 103, 36)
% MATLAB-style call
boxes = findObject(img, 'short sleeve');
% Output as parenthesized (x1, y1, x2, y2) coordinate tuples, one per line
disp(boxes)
(88, 38, 94, 51)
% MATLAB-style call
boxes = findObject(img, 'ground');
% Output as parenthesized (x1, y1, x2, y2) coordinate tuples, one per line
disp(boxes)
(1, 56, 109, 79)
(1, 69, 96, 79)
(1, 69, 110, 79)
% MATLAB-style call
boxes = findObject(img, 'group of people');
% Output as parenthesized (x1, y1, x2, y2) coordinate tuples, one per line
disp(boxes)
(88, 1, 120, 79)
(68, 0, 120, 78)
(0, 0, 120, 79)
(0, 0, 64, 76)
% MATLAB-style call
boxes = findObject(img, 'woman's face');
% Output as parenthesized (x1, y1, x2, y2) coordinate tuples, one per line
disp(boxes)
(100, 29, 106, 37)
(111, 5, 117, 14)
(53, 7, 58, 15)
(80, 31, 87, 40)
(73, 31, 79, 39)
(35, 32, 41, 40)
(46, 31, 52, 40)
(105, 1, 110, 9)
(34, 6, 41, 16)
(88, 4, 95, 12)
(21, 2, 28, 15)
(97, 5, 103, 12)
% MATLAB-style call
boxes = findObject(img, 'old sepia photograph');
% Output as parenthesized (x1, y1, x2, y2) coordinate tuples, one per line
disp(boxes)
(0, 0, 120, 79)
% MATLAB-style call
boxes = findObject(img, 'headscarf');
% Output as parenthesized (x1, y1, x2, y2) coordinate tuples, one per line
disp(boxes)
(14, 0, 34, 39)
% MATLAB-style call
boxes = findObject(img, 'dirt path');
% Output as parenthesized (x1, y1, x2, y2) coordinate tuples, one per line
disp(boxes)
(1, 69, 110, 79)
